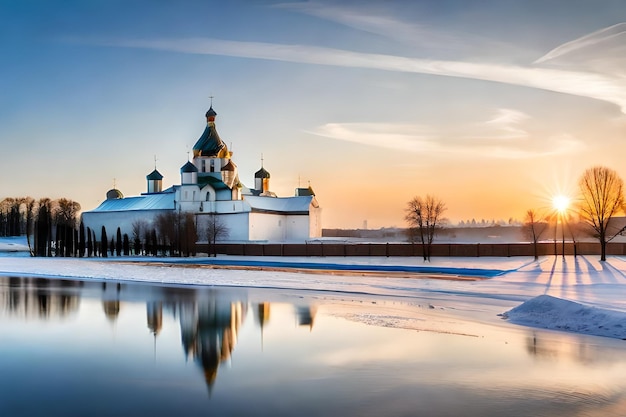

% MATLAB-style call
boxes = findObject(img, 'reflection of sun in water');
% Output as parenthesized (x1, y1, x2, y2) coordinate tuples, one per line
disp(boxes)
(552, 195, 570, 213)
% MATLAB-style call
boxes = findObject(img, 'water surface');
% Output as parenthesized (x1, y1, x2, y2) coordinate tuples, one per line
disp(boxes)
(0, 275, 625, 416)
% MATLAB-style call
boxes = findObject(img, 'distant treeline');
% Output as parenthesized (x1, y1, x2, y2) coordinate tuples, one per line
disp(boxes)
(0, 197, 199, 257)
(1, 197, 80, 257)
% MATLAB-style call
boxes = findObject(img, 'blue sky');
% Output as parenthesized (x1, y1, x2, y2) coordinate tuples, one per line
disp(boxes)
(2, 1, 626, 228)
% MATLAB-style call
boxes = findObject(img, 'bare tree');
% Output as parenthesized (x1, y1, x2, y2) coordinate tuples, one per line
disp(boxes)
(131, 219, 149, 255)
(101, 226, 108, 258)
(523, 209, 548, 260)
(116, 227, 122, 256)
(35, 198, 53, 257)
(52, 198, 81, 257)
(0, 197, 22, 237)
(206, 214, 228, 257)
(577, 166, 625, 261)
(53, 198, 81, 228)
(405, 195, 447, 261)
(181, 213, 198, 257)
(20, 197, 36, 255)
(155, 212, 178, 256)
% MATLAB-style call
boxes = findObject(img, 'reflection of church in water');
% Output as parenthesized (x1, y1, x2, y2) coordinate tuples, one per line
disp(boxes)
(155, 296, 318, 391)
(175, 294, 246, 390)
(0, 278, 318, 393)
(132, 290, 319, 392)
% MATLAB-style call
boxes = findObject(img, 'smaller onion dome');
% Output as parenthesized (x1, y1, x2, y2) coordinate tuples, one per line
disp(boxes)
(180, 161, 198, 173)
(146, 169, 163, 180)
(222, 160, 236, 172)
(255, 167, 270, 179)
(106, 189, 124, 200)
(205, 106, 217, 119)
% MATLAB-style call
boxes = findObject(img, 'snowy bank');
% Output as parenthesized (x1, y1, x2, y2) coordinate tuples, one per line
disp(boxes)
(0, 237, 29, 253)
(502, 295, 626, 340)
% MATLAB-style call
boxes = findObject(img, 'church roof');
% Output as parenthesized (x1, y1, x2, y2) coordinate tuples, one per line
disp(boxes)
(193, 124, 226, 157)
(205, 106, 217, 118)
(88, 192, 175, 212)
(106, 189, 124, 200)
(255, 167, 270, 179)
(193, 106, 229, 158)
(244, 195, 313, 214)
(198, 175, 230, 190)
(295, 186, 316, 196)
(181, 161, 198, 173)
(146, 169, 163, 180)
(222, 160, 236, 172)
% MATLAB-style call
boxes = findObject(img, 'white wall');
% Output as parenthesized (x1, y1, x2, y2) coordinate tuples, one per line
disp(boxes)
(309, 206, 322, 238)
(247, 212, 315, 242)
(195, 212, 249, 242)
(249, 212, 286, 241)
(82, 201, 319, 244)
(285, 215, 312, 241)
(181, 172, 197, 185)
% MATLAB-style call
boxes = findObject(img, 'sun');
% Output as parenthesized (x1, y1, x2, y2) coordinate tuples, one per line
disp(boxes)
(552, 195, 570, 213)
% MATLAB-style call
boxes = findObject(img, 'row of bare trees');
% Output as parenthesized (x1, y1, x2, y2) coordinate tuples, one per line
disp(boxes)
(128, 212, 199, 257)
(1, 197, 230, 257)
(0, 197, 81, 256)
(524, 166, 625, 261)
(126, 213, 228, 257)
(406, 166, 626, 262)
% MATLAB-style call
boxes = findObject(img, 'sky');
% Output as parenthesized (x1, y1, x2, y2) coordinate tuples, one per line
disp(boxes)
(1, 0, 626, 229)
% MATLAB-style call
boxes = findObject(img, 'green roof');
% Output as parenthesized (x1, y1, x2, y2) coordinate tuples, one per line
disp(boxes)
(146, 169, 163, 180)
(255, 167, 270, 178)
(180, 161, 198, 173)
(198, 174, 229, 190)
(193, 124, 225, 157)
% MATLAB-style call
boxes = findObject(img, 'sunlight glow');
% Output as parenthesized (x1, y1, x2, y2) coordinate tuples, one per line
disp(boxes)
(553, 195, 571, 213)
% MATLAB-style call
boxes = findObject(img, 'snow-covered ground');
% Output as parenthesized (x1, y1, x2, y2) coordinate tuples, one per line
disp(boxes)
(0, 236, 29, 254)
(1, 236, 625, 340)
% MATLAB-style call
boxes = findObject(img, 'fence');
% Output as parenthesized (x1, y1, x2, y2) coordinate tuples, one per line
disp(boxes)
(196, 241, 626, 257)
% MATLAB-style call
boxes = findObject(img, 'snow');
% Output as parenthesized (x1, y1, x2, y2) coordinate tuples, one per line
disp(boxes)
(1, 236, 625, 340)
(502, 294, 626, 339)
(0, 237, 30, 254)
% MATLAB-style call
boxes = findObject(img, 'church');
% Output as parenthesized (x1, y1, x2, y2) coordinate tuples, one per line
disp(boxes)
(82, 104, 322, 242)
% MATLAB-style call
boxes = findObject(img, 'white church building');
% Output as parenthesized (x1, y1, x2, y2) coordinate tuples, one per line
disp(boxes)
(82, 104, 322, 242)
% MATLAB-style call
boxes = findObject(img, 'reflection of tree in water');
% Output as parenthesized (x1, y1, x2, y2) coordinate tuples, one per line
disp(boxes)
(525, 332, 613, 365)
(102, 300, 120, 322)
(296, 305, 318, 330)
(147, 301, 163, 336)
(255, 302, 270, 349)
(526, 333, 560, 360)
(101, 282, 122, 323)
(256, 302, 270, 328)
(0, 277, 80, 319)
(178, 294, 246, 392)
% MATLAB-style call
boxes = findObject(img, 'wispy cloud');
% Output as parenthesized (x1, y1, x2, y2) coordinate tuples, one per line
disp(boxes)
(306, 110, 585, 159)
(535, 22, 626, 64)
(274, 1, 516, 58)
(307, 122, 442, 153)
(534, 22, 626, 77)
(81, 34, 626, 114)
(481, 108, 530, 140)
(276, 2, 474, 50)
